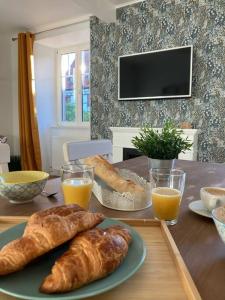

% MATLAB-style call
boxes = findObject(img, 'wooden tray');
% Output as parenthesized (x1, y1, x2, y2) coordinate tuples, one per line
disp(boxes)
(0, 217, 201, 300)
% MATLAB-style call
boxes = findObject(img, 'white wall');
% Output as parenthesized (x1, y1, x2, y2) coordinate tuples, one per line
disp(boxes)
(34, 42, 91, 172)
(34, 43, 57, 171)
(34, 22, 91, 171)
(0, 22, 91, 171)
(0, 33, 13, 151)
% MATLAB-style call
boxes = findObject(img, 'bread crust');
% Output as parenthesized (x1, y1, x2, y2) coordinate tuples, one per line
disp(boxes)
(40, 225, 132, 293)
(0, 205, 104, 275)
(84, 155, 146, 201)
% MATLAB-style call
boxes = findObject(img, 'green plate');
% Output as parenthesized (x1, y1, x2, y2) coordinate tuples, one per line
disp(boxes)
(0, 218, 146, 300)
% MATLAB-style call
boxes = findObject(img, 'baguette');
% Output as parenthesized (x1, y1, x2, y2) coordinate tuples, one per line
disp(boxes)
(84, 155, 146, 201)
(0, 204, 104, 275)
(40, 225, 132, 293)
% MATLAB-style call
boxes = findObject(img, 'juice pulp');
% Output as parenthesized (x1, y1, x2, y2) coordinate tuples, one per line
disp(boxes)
(62, 178, 93, 209)
(152, 187, 181, 221)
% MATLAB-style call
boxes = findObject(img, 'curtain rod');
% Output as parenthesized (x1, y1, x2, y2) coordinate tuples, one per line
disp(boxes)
(11, 18, 90, 41)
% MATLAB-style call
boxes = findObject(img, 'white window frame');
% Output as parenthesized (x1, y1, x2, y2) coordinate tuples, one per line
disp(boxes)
(56, 43, 90, 127)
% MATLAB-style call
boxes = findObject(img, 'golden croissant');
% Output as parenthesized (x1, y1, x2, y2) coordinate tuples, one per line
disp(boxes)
(40, 225, 132, 293)
(0, 204, 104, 275)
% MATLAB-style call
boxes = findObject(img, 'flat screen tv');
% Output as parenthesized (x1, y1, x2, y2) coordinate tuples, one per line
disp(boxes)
(118, 45, 193, 100)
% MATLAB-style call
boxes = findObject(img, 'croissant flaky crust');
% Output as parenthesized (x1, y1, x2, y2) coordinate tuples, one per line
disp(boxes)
(84, 155, 146, 201)
(0, 205, 104, 275)
(40, 225, 132, 293)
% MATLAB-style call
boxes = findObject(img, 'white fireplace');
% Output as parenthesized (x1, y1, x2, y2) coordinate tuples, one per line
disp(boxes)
(110, 127, 199, 163)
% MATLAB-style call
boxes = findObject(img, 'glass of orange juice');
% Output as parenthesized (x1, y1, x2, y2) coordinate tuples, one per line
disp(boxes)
(150, 168, 186, 225)
(61, 164, 94, 210)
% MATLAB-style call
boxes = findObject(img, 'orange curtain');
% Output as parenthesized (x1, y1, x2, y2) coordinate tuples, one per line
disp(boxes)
(18, 32, 42, 170)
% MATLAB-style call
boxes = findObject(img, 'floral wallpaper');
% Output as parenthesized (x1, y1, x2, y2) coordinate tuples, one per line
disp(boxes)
(90, 0, 225, 162)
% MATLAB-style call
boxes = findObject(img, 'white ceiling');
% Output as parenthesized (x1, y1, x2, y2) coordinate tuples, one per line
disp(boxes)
(35, 20, 91, 48)
(0, 0, 142, 33)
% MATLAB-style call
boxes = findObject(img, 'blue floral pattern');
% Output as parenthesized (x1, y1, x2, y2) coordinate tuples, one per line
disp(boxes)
(213, 218, 225, 244)
(90, 0, 225, 162)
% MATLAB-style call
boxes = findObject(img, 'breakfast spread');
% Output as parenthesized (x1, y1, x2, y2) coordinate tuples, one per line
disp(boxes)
(84, 155, 147, 203)
(40, 225, 132, 293)
(0, 204, 132, 295)
(0, 205, 104, 275)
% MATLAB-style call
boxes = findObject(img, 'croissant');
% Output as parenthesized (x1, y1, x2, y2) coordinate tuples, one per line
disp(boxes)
(40, 225, 132, 293)
(84, 155, 146, 202)
(0, 204, 104, 275)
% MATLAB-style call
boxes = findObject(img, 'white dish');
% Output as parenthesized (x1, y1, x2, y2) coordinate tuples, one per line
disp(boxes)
(189, 200, 212, 218)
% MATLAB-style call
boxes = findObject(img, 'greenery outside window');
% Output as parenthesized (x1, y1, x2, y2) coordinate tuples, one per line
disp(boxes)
(57, 44, 90, 126)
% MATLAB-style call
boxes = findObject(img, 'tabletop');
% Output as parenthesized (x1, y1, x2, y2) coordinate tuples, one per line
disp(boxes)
(1, 156, 225, 300)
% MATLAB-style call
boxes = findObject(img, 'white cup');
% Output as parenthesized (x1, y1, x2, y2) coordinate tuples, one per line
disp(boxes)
(200, 187, 225, 212)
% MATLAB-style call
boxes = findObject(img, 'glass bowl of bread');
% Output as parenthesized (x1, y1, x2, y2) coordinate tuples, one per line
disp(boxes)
(83, 156, 151, 211)
(0, 170, 49, 204)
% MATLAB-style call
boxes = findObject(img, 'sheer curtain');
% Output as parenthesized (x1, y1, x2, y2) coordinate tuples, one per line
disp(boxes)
(18, 32, 42, 170)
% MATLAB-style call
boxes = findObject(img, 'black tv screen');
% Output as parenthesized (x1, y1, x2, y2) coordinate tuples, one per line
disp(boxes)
(118, 46, 193, 100)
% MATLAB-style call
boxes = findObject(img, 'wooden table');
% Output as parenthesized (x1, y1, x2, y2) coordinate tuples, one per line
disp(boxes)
(1, 156, 225, 300)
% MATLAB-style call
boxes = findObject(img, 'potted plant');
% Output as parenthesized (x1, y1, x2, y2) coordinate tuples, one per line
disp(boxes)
(131, 120, 193, 169)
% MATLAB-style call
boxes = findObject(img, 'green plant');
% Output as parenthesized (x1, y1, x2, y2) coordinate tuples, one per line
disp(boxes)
(132, 120, 193, 160)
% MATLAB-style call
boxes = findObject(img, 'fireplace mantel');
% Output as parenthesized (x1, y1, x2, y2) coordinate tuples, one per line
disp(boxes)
(110, 127, 199, 163)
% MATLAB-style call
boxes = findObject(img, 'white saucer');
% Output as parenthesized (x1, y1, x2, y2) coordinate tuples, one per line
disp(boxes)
(189, 200, 212, 218)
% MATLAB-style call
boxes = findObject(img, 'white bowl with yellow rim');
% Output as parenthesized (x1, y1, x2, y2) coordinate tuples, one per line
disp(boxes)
(0, 171, 49, 204)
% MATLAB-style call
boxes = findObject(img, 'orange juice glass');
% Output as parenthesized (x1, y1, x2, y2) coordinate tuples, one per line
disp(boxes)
(61, 164, 94, 210)
(150, 169, 186, 225)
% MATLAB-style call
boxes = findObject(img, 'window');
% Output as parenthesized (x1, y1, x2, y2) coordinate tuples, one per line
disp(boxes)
(57, 45, 90, 126)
